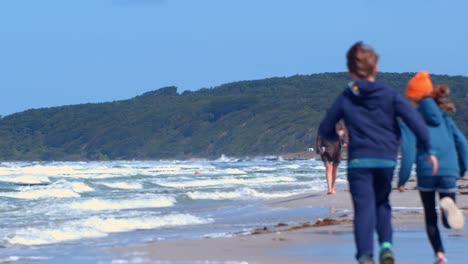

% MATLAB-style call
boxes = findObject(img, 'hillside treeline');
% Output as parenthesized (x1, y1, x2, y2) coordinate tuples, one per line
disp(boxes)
(0, 72, 466, 160)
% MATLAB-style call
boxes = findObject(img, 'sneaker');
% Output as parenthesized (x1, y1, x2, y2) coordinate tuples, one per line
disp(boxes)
(434, 257, 448, 264)
(379, 248, 394, 264)
(440, 197, 464, 230)
(358, 254, 374, 264)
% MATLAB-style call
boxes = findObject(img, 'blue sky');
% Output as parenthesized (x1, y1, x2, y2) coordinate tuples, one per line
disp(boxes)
(0, 0, 467, 115)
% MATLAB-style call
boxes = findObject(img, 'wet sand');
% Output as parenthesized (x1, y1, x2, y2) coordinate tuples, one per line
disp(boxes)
(110, 178, 468, 264)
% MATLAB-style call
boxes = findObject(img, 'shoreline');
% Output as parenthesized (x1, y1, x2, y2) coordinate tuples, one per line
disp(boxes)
(109, 178, 468, 264)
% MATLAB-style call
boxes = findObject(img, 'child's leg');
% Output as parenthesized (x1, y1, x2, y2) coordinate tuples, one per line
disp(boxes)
(438, 176, 460, 229)
(439, 192, 455, 228)
(419, 191, 444, 254)
(439, 194, 464, 230)
(347, 168, 375, 259)
(373, 168, 394, 245)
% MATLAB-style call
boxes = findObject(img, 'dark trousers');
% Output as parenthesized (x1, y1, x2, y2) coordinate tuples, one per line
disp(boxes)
(419, 191, 455, 254)
(347, 167, 394, 259)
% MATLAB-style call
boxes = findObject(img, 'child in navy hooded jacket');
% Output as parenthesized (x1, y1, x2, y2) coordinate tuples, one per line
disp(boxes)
(318, 42, 438, 264)
(399, 72, 467, 264)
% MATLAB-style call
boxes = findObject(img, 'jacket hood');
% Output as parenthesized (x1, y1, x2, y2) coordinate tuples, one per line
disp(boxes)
(346, 80, 382, 97)
(417, 98, 442, 126)
(344, 80, 384, 110)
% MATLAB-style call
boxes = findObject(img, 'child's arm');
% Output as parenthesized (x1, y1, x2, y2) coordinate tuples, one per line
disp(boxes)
(446, 117, 468, 177)
(398, 121, 416, 187)
(318, 95, 344, 141)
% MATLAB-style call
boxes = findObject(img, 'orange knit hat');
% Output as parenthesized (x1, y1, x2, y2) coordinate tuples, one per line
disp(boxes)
(406, 71, 433, 100)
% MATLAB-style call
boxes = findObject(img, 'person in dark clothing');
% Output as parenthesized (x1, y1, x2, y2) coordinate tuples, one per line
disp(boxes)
(318, 41, 438, 264)
(316, 120, 348, 194)
(399, 72, 467, 264)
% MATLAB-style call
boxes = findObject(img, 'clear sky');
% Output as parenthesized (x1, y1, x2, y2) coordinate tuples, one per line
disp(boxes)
(0, 0, 467, 115)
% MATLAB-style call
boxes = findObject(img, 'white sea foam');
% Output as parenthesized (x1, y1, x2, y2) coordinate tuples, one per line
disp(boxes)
(5, 214, 212, 246)
(0, 189, 80, 199)
(159, 176, 295, 188)
(69, 196, 175, 211)
(187, 188, 305, 200)
(0, 175, 50, 185)
(69, 181, 95, 193)
(0, 162, 244, 181)
(244, 166, 276, 172)
(283, 164, 301, 169)
(0, 256, 51, 263)
(214, 154, 239, 163)
(6, 225, 106, 246)
(101, 182, 143, 189)
(0, 159, 332, 254)
(203, 232, 235, 238)
(221, 168, 246, 175)
(0, 180, 94, 199)
(161, 167, 245, 176)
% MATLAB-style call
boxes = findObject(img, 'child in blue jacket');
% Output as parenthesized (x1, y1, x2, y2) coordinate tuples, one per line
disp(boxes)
(399, 71, 467, 264)
(319, 42, 438, 264)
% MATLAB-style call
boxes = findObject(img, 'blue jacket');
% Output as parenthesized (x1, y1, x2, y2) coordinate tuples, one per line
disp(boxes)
(319, 80, 432, 161)
(399, 98, 468, 186)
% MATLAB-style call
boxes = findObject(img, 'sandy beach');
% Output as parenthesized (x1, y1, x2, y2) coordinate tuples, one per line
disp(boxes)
(110, 177, 468, 264)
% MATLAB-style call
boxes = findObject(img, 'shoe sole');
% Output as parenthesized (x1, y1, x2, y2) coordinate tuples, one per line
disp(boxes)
(440, 197, 465, 230)
(380, 253, 394, 264)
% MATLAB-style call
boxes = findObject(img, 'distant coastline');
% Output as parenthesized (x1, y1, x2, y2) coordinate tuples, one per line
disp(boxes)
(0, 72, 465, 161)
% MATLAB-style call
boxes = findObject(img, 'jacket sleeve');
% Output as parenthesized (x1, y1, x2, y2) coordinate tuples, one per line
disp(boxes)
(398, 121, 416, 186)
(394, 93, 433, 155)
(318, 94, 344, 141)
(445, 116, 468, 177)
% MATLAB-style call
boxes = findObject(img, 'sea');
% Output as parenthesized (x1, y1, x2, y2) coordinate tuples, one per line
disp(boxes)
(0, 155, 347, 263)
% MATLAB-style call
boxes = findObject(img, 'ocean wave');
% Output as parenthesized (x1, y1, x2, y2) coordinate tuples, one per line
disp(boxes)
(0, 180, 93, 199)
(0, 175, 50, 185)
(159, 176, 296, 188)
(187, 188, 306, 200)
(100, 182, 143, 189)
(68, 196, 175, 211)
(214, 154, 240, 163)
(5, 214, 213, 246)
(0, 256, 51, 263)
(0, 189, 80, 199)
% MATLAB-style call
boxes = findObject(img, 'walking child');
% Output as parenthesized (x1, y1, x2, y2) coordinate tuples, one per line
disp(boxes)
(318, 41, 438, 264)
(398, 71, 467, 264)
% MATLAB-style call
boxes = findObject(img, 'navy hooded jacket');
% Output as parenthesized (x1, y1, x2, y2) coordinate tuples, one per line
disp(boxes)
(319, 80, 432, 162)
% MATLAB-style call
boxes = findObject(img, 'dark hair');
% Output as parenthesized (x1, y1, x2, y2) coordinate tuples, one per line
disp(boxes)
(346, 41, 379, 79)
(432, 84, 456, 112)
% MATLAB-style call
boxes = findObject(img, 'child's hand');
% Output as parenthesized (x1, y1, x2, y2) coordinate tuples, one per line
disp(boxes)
(426, 155, 438, 175)
(398, 185, 405, 192)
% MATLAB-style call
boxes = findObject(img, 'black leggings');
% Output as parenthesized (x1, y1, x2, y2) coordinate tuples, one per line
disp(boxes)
(419, 191, 456, 254)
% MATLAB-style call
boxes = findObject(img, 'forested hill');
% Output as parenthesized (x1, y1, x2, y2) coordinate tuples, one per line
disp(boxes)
(0, 72, 466, 161)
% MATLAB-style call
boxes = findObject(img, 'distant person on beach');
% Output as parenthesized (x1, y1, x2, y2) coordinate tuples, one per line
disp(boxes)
(398, 71, 467, 264)
(318, 41, 438, 264)
(316, 120, 348, 194)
